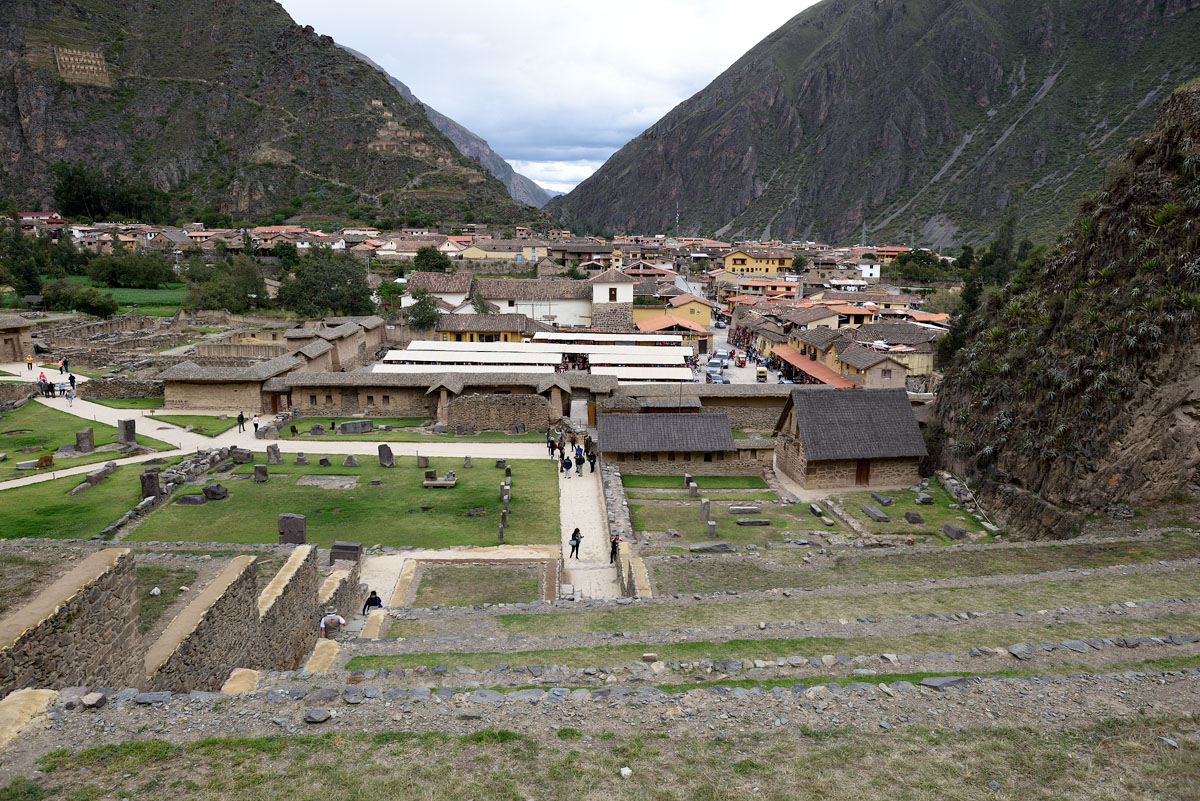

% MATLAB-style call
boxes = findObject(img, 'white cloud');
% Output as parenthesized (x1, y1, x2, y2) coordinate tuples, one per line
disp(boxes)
(277, 0, 818, 192)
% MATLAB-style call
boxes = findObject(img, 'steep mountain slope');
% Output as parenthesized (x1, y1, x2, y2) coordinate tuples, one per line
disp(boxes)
(935, 79, 1200, 539)
(339, 46, 551, 208)
(550, 0, 1200, 245)
(0, 0, 548, 225)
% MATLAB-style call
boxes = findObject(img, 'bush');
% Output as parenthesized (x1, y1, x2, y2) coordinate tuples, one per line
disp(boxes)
(87, 253, 175, 288)
(42, 279, 118, 317)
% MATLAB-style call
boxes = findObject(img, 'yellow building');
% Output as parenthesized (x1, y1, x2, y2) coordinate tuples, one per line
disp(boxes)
(666, 294, 717, 327)
(459, 240, 548, 262)
(434, 313, 531, 343)
(722, 248, 793, 275)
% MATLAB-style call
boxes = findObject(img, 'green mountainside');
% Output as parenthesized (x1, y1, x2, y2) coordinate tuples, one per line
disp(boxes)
(934, 79, 1200, 538)
(550, 0, 1200, 246)
(0, 0, 548, 227)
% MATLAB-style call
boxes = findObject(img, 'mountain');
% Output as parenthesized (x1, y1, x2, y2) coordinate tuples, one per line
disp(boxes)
(0, 0, 549, 226)
(934, 79, 1200, 538)
(549, 0, 1200, 246)
(339, 46, 551, 209)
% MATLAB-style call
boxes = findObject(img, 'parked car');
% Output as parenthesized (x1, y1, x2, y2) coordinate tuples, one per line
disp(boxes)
(706, 358, 724, 374)
(714, 349, 731, 366)
(714, 320, 727, 329)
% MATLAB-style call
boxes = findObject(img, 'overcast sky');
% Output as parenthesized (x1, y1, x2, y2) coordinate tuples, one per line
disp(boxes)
(277, 1, 818, 194)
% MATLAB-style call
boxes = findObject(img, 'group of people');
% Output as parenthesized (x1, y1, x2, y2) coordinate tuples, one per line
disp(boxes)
(549, 428, 596, 478)
(235, 411, 260, 433)
(567, 527, 622, 564)
(319, 590, 386, 639)
(35, 370, 76, 405)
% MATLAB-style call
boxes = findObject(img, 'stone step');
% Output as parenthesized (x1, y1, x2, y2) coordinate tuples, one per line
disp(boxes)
(220, 668, 259, 694)
(304, 639, 340, 673)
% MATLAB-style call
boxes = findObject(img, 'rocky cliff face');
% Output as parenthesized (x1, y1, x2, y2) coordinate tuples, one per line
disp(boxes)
(339, 46, 551, 208)
(0, 0, 547, 225)
(935, 81, 1200, 538)
(550, 0, 1200, 246)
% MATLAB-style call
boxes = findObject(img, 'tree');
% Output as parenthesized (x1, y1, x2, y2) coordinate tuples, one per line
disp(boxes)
(273, 241, 300, 268)
(184, 255, 266, 313)
(501, 230, 514, 240)
(87, 252, 175, 288)
(956, 245, 975, 274)
(42, 279, 118, 317)
(470, 294, 493, 314)
(52, 162, 171, 223)
(0, 220, 42, 297)
(413, 246, 452, 273)
(791, 254, 809, 270)
(277, 247, 373, 317)
(405, 289, 441, 330)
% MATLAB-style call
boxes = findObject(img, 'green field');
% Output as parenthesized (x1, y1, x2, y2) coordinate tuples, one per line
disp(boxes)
(833, 484, 986, 538)
(622, 475, 770, 489)
(89, 397, 165, 409)
(413, 563, 541, 607)
(629, 501, 837, 544)
(0, 402, 175, 480)
(128, 454, 559, 548)
(281, 416, 545, 442)
(152, 414, 240, 437)
(64, 277, 187, 315)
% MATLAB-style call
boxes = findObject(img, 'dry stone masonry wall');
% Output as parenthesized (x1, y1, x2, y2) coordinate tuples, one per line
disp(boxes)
(256, 547, 320, 672)
(446, 393, 549, 431)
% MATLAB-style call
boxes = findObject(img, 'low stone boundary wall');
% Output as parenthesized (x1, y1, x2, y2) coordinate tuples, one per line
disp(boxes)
(144, 556, 259, 692)
(194, 342, 288, 359)
(77, 378, 164, 400)
(319, 558, 364, 619)
(256, 546, 319, 671)
(0, 383, 37, 409)
(614, 542, 652, 599)
(0, 549, 140, 695)
(446, 393, 550, 431)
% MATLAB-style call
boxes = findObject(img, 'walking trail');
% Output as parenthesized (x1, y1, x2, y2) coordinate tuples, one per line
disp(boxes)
(557, 464, 621, 599)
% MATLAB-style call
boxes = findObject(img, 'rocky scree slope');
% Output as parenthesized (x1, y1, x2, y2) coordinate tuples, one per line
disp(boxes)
(340, 45, 551, 208)
(0, 0, 548, 225)
(550, 0, 1200, 246)
(935, 80, 1200, 539)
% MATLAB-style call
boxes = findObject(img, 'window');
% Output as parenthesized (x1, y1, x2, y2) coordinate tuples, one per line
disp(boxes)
(507, 300, 515, 307)
(703, 453, 713, 462)
(455, 333, 463, 342)
(382, 395, 390, 406)
(324, 394, 332, 404)
(309, 395, 317, 405)
(608, 287, 617, 302)
(367, 395, 374, 406)
(881, 369, 892, 379)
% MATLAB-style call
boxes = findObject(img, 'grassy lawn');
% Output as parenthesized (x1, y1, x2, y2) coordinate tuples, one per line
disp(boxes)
(152, 414, 240, 437)
(280, 417, 544, 442)
(386, 619, 435, 639)
(0, 369, 14, 377)
(0, 552, 59, 615)
(623, 475, 769, 489)
(626, 489, 779, 501)
(647, 532, 1200, 594)
(0, 402, 175, 480)
(136, 565, 198, 633)
(414, 563, 540, 607)
(349, 613, 1200, 672)
(88, 397, 165, 409)
(493, 567, 1200, 635)
(39, 363, 110, 379)
(629, 501, 837, 544)
(0, 457, 183, 539)
(14, 715, 1196, 801)
(128, 454, 559, 548)
(834, 483, 980, 538)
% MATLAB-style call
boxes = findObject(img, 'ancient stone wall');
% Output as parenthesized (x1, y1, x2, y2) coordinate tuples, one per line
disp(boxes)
(446, 393, 549, 430)
(0, 383, 37, 407)
(78, 379, 164, 400)
(699, 397, 786, 431)
(255, 546, 320, 671)
(774, 432, 806, 486)
(608, 451, 766, 476)
(194, 343, 288, 359)
(144, 556, 260, 692)
(590, 302, 634, 332)
(0, 549, 141, 695)
(164, 381, 263, 412)
(319, 558, 364, 621)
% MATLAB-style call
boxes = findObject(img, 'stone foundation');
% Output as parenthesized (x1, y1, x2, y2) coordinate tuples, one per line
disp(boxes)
(78, 379, 164, 400)
(446, 393, 549, 431)
(606, 451, 766, 477)
(590, 302, 634, 332)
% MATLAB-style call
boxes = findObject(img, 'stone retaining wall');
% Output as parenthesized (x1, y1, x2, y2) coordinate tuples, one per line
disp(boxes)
(0, 549, 140, 695)
(194, 342, 288, 359)
(319, 558, 364, 620)
(0, 383, 36, 408)
(613, 542, 652, 599)
(256, 546, 320, 672)
(446, 393, 549, 431)
(145, 556, 259, 692)
(609, 452, 766, 476)
(77, 379, 164, 400)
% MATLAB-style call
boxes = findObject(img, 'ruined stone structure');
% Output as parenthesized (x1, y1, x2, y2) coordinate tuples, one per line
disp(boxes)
(445, 393, 550, 431)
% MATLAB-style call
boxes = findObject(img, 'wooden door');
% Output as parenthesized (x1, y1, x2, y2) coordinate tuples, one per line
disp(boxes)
(855, 459, 870, 486)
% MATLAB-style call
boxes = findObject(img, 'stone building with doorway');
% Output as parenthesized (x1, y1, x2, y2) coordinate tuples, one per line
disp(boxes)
(597, 412, 773, 476)
(0, 315, 35, 363)
(773, 387, 925, 489)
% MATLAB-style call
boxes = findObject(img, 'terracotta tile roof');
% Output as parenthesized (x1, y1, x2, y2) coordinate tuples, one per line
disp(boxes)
(435, 313, 530, 332)
(837, 343, 891, 370)
(636, 314, 708, 334)
(598, 412, 735, 453)
(668, 293, 717, 309)
(473, 278, 592, 300)
(407, 271, 473, 294)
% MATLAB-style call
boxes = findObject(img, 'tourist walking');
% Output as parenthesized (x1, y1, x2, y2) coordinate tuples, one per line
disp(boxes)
(610, 533, 620, 564)
(58, 358, 64, 374)
(547, 436, 556, 458)
(236, 412, 246, 432)
(569, 528, 582, 559)
(68, 373, 76, 390)
(574, 451, 584, 476)
(25, 355, 32, 371)
(362, 590, 383, 615)
(65, 388, 74, 407)
(587, 451, 597, 473)
(319, 607, 346, 639)
(57, 381, 66, 397)
(252, 414, 260, 433)
(561, 455, 573, 478)
(62, 357, 68, 374)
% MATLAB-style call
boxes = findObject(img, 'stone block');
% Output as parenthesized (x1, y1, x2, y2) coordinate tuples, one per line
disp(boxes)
(432, 424, 447, 434)
(809, 503, 824, 517)
(278, 513, 306, 544)
(416, 455, 429, 468)
(310, 424, 325, 436)
(942, 523, 967, 540)
(728, 505, 761, 514)
(140, 471, 160, 499)
(294, 453, 309, 465)
(378, 444, 395, 467)
(736, 518, 770, 526)
(821, 516, 836, 526)
(343, 455, 359, 467)
(202, 483, 228, 500)
(463, 455, 472, 468)
(337, 420, 373, 435)
(870, 492, 894, 507)
(318, 457, 332, 467)
(456, 425, 464, 436)
(176, 494, 208, 505)
(689, 541, 734, 553)
(904, 511, 924, 524)
(424, 469, 437, 480)
(14, 459, 37, 470)
(230, 447, 253, 464)
(861, 505, 890, 523)
(330, 541, 361, 565)
(495, 459, 506, 469)
(915, 492, 934, 505)
(688, 482, 699, 497)
(117, 419, 135, 444)
(254, 464, 269, 483)
(75, 427, 94, 454)
(700, 499, 710, 521)
(266, 444, 282, 464)
(706, 521, 717, 539)
(683, 473, 692, 488)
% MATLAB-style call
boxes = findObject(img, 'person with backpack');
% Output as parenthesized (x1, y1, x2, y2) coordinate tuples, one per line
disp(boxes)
(569, 528, 582, 559)
(610, 533, 620, 564)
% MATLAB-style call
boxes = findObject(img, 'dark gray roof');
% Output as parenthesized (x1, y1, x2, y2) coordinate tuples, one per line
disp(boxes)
(783, 307, 840, 326)
(795, 326, 846, 348)
(838, 343, 891, 370)
(621, 383, 796, 398)
(316, 322, 361, 341)
(283, 328, 318, 339)
(158, 354, 302, 382)
(852, 322, 939, 346)
(784, 388, 926, 461)
(323, 315, 385, 328)
(0, 314, 34, 329)
(473, 278, 591, 300)
(297, 339, 333, 359)
(407, 271, 473, 294)
(436, 313, 529, 332)
(597, 412, 735, 453)
(638, 396, 702, 409)
(276, 369, 618, 394)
